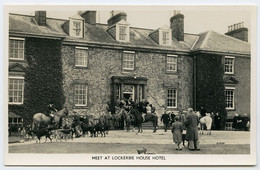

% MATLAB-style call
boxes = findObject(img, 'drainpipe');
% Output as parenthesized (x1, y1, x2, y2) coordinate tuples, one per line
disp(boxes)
(193, 55, 197, 111)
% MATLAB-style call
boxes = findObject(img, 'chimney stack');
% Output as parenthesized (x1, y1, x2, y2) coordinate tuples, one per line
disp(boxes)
(225, 22, 248, 42)
(35, 11, 46, 26)
(170, 10, 184, 41)
(107, 11, 127, 26)
(81, 11, 96, 25)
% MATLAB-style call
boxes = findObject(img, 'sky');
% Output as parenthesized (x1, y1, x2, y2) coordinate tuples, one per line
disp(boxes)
(10, 6, 252, 40)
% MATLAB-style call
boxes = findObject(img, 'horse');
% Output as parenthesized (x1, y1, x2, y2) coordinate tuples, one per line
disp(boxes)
(125, 106, 158, 133)
(32, 108, 69, 130)
(199, 114, 213, 135)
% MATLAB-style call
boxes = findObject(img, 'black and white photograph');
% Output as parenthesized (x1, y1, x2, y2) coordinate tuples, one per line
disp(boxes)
(4, 5, 257, 166)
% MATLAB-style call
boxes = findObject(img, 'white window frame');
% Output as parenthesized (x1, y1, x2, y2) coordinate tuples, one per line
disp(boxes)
(75, 47, 88, 67)
(166, 55, 178, 72)
(224, 56, 235, 74)
(225, 87, 235, 110)
(122, 51, 135, 70)
(116, 24, 130, 42)
(8, 76, 24, 105)
(9, 37, 25, 60)
(167, 88, 177, 108)
(69, 19, 83, 38)
(162, 31, 170, 45)
(74, 84, 88, 107)
(159, 29, 172, 46)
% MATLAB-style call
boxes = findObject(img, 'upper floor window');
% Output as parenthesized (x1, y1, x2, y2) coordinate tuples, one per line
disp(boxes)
(74, 84, 88, 106)
(162, 31, 170, 45)
(224, 56, 235, 74)
(225, 87, 235, 109)
(75, 47, 88, 67)
(9, 77, 24, 105)
(167, 88, 177, 108)
(9, 37, 25, 60)
(166, 55, 178, 72)
(122, 51, 135, 70)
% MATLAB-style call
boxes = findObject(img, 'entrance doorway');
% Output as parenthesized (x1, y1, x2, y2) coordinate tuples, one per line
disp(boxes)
(123, 85, 134, 101)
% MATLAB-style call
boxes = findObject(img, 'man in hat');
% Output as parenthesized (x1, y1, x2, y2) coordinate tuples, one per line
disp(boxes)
(185, 108, 200, 151)
(47, 101, 57, 124)
(161, 111, 171, 132)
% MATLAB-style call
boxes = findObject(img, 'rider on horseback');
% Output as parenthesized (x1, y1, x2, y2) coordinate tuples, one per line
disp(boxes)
(46, 101, 57, 124)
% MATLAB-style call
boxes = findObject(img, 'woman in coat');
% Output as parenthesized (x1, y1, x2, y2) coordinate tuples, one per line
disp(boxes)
(185, 108, 200, 151)
(171, 116, 183, 150)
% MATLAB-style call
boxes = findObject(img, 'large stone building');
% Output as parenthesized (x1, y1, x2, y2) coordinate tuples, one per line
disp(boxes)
(8, 10, 250, 127)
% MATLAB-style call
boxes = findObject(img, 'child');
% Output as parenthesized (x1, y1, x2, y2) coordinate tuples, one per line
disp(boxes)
(171, 116, 183, 150)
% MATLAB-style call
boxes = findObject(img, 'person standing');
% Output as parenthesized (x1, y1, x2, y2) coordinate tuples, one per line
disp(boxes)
(185, 108, 200, 151)
(242, 114, 249, 131)
(171, 116, 183, 150)
(200, 106, 206, 117)
(232, 113, 240, 131)
(214, 112, 221, 130)
(161, 111, 170, 132)
(46, 101, 57, 124)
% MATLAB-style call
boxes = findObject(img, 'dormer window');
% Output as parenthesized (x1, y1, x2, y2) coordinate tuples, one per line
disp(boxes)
(115, 20, 130, 42)
(119, 25, 127, 41)
(69, 14, 84, 38)
(149, 25, 172, 46)
(159, 28, 171, 46)
(73, 21, 82, 36)
(162, 31, 170, 45)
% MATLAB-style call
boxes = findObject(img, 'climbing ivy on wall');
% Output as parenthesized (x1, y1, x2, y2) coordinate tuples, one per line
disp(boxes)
(9, 38, 65, 126)
(196, 53, 227, 129)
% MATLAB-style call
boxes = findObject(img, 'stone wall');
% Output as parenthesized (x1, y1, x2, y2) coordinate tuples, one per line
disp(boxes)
(61, 45, 193, 118)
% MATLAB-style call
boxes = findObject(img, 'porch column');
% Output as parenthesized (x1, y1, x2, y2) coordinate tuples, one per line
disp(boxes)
(143, 84, 147, 99)
(136, 84, 139, 102)
(120, 83, 124, 99)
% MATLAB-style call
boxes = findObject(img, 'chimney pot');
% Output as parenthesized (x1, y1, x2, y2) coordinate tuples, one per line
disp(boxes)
(35, 11, 46, 26)
(225, 22, 248, 42)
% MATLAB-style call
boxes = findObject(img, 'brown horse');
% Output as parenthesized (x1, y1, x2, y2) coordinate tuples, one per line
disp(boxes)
(32, 108, 69, 130)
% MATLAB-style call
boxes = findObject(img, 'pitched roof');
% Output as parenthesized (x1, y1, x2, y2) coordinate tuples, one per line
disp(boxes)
(9, 14, 67, 38)
(192, 30, 250, 55)
(9, 13, 251, 55)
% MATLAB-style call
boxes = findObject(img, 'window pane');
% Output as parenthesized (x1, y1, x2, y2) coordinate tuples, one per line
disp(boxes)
(225, 89, 234, 109)
(9, 39, 24, 59)
(9, 78, 24, 104)
(224, 57, 234, 74)
(123, 53, 134, 70)
(75, 49, 88, 67)
(166, 56, 177, 71)
(167, 89, 177, 107)
(74, 84, 88, 106)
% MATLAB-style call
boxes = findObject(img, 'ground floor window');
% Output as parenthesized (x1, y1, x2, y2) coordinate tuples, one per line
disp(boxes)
(9, 77, 24, 104)
(74, 84, 88, 106)
(225, 87, 235, 109)
(167, 88, 177, 108)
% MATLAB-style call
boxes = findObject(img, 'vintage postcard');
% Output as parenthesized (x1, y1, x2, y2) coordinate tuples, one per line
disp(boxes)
(4, 5, 257, 166)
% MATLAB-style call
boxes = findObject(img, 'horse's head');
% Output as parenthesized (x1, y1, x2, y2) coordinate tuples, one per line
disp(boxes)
(63, 107, 69, 116)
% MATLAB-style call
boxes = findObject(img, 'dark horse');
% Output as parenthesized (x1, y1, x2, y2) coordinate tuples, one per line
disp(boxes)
(122, 104, 158, 133)
(32, 108, 69, 130)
